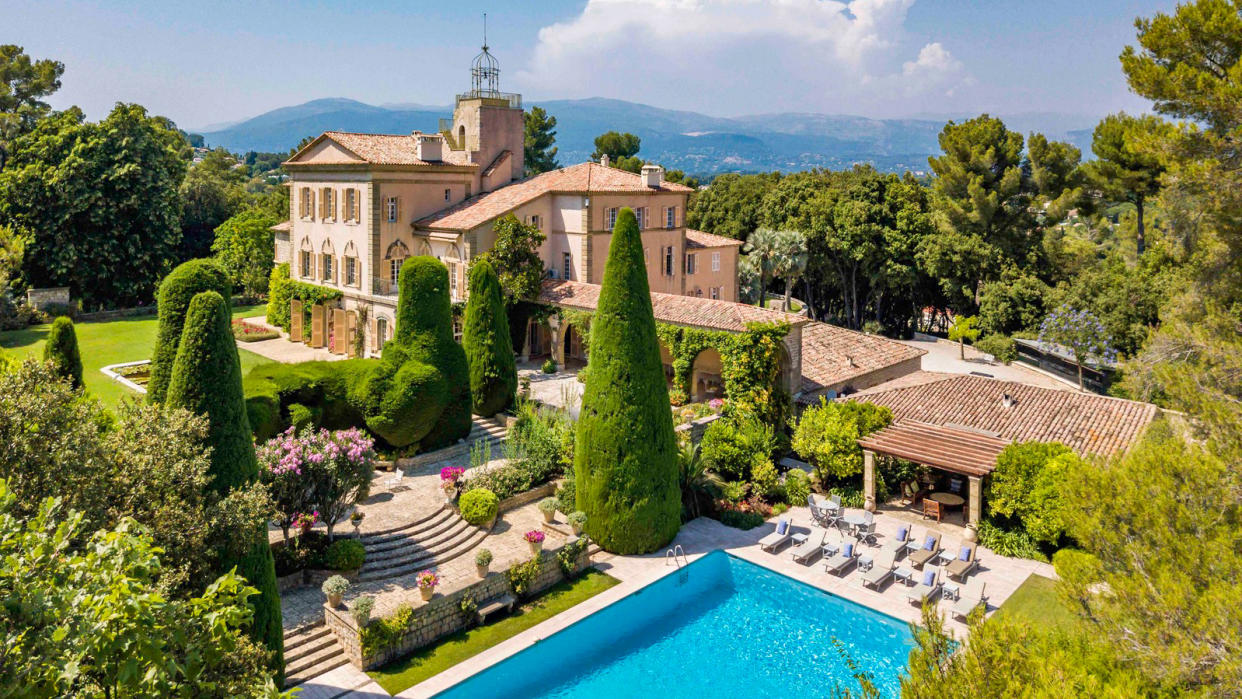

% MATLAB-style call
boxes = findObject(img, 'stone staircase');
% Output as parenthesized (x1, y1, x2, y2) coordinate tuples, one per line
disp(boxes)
(282, 622, 347, 688)
(356, 504, 490, 582)
(398, 417, 509, 470)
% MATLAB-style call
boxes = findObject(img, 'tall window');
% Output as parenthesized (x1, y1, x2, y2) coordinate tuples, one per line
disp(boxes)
(710, 287, 720, 300)
(562, 252, 572, 280)
(635, 207, 647, 230)
(448, 261, 459, 300)
(686, 253, 697, 275)
(320, 187, 335, 220)
(345, 189, 358, 222)
(386, 196, 398, 223)
(300, 250, 312, 278)
(606, 207, 618, 231)
(665, 206, 676, 229)
(664, 246, 675, 277)
(444, 188, 451, 201)
(530, 214, 541, 230)
(377, 318, 388, 349)
(321, 253, 333, 281)
(345, 257, 357, 286)
(711, 251, 721, 272)
(389, 257, 403, 282)
(300, 187, 314, 219)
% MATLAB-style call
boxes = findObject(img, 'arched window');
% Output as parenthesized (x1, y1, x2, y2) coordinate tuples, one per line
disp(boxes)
(342, 241, 359, 287)
(376, 318, 389, 350)
(458, 125, 466, 148)
(384, 241, 410, 288)
(299, 238, 314, 278)
(445, 244, 462, 301)
(320, 240, 336, 283)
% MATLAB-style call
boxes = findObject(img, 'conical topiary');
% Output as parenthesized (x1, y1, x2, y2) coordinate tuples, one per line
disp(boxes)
(165, 290, 283, 673)
(148, 259, 231, 404)
(43, 316, 83, 388)
(463, 259, 516, 417)
(574, 207, 680, 554)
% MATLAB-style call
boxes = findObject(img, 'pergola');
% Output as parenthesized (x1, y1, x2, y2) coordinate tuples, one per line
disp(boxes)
(857, 421, 1011, 538)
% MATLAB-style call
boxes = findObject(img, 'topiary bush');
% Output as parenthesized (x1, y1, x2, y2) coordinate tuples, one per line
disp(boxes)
(148, 259, 231, 404)
(42, 316, 82, 388)
(323, 539, 366, 571)
(464, 259, 516, 417)
(459, 488, 499, 526)
(575, 208, 680, 554)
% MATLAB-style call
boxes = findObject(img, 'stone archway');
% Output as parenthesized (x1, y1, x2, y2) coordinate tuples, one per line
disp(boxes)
(690, 347, 724, 402)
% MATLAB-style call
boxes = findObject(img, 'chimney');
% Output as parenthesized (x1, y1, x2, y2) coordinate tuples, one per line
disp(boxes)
(413, 131, 443, 162)
(600, 154, 610, 167)
(1001, 393, 1016, 409)
(641, 163, 664, 188)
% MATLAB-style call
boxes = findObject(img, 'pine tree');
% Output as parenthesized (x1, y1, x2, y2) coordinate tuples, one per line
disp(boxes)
(42, 316, 82, 388)
(164, 290, 283, 673)
(148, 259, 231, 404)
(463, 259, 516, 417)
(574, 208, 680, 554)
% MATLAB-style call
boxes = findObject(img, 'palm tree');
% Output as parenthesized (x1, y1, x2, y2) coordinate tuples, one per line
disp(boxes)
(743, 227, 784, 307)
(771, 229, 808, 312)
(678, 439, 723, 521)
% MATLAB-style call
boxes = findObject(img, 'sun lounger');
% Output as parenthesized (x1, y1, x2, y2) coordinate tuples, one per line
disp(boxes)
(905, 566, 942, 605)
(759, 517, 793, 552)
(861, 550, 897, 590)
(945, 541, 978, 580)
(908, 532, 942, 569)
(881, 525, 912, 560)
(950, 579, 987, 620)
(823, 541, 858, 576)
(789, 528, 827, 564)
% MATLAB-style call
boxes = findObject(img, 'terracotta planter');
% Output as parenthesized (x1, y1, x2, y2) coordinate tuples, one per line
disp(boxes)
(571, 523, 583, 536)
(327, 592, 343, 607)
(542, 510, 555, 524)
(529, 541, 543, 556)
(419, 586, 435, 601)
(476, 563, 489, 579)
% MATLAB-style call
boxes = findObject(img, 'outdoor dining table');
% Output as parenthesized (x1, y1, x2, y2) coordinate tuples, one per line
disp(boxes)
(927, 492, 965, 508)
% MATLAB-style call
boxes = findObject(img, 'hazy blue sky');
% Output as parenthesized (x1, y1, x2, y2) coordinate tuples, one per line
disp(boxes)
(5, 0, 1170, 130)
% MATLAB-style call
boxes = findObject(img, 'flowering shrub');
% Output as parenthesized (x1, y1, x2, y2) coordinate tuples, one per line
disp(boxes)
(416, 569, 440, 589)
(440, 467, 464, 484)
(292, 511, 319, 532)
(1038, 304, 1117, 389)
(258, 426, 377, 540)
(708, 398, 725, 412)
(524, 530, 546, 544)
(230, 318, 280, 342)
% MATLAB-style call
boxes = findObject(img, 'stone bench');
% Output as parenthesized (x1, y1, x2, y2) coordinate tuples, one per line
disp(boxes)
(476, 593, 517, 624)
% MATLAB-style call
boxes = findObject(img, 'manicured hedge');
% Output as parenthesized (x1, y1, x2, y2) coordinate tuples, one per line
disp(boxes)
(463, 259, 516, 417)
(148, 259, 231, 404)
(574, 208, 680, 554)
(459, 488, 499, 526)
(324, 539, 366, 570)
(43, 316, 82, 388)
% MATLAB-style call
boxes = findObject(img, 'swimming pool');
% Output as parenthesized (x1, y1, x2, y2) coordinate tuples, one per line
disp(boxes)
(433, 551, 916, 698)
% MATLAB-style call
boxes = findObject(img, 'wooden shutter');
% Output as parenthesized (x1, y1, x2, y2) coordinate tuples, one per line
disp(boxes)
(369, 317, 378, 352)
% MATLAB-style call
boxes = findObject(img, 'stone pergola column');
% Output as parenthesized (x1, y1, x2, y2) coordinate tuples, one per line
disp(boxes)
(863, 449, 877, 513)
(519, 317, 532, 362)
(965, 475, 983, 542)
(548, 314, 565, 365)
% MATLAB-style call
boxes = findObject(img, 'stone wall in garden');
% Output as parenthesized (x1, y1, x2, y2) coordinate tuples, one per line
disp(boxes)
(497, 480, 559, 514)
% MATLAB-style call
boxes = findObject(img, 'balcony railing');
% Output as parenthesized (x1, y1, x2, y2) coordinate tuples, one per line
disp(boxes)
(455, 91, 522, 109)
(371, 277, 398, 296)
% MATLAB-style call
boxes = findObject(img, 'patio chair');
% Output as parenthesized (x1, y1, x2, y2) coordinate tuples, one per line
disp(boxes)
(945, 541, 979, 580)
(905, 566, 943, 605)
(922, 499, 942, 522)
(789, 528, 827, 564)
(823, 541, 858, 577)
(949, 579, 988, 620)
(382, 467, 405, 488)
(881, 525, 912, 560)
(758, 517, 793, 553)
(861, 550, 897, 590)
(807, 495, 831, 528)
(854, 520, 878, 547)
(908, 532, 943, 569)
(900, 481, 927, 506)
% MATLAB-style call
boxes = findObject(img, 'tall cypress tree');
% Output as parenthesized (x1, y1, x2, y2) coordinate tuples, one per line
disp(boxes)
(148, 259, 231, 404)
(574, 208, 680, 554)
(42, 316, 83, 388)
(165, 290, 283, 673)
(463, 259, 516, 417)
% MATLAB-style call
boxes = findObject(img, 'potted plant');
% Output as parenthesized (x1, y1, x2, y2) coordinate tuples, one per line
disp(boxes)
(293, 510, 319, 537)
(538, 497, 558, 524)
(322, 574, 349, 607)
(350, 595, 374, 626)
(568, 511, 587, 536)
(350, 510, 365, 535)
(417, 569, 440, 601)
(475, 549, 493, 579)
(440, 466, 464, 503)
(524, 529, 545, 556)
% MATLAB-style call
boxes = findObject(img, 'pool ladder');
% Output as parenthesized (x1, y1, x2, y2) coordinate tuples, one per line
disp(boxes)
(665, 545, 688, 568)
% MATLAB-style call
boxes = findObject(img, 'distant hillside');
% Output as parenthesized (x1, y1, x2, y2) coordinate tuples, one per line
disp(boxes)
(200, 97, 1098, 177)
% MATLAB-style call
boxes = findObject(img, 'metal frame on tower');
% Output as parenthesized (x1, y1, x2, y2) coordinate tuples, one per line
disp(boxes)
(470, 13, 501, 98)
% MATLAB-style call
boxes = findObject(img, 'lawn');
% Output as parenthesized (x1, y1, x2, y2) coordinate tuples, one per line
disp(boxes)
(995, 573, 1079, 633)
(369, 569, 621, 695)
(0, 304, 273, 409)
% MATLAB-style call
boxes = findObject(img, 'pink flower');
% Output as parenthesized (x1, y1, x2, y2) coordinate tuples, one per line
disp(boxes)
(524, 530, 545, 544)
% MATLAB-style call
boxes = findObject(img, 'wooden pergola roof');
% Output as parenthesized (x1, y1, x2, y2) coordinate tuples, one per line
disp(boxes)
(857, 421, 1012, 477)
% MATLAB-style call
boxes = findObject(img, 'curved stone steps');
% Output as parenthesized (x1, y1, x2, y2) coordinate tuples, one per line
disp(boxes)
(361, 507, 457, 552)
(363, 515, 475, 565)
(355, 524, 490, 582)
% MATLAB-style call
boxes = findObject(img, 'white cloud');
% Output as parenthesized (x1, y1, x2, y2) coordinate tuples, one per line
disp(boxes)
(515, 0, 971, 114)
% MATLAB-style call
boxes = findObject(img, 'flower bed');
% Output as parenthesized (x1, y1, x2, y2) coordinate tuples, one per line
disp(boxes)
(231, 318, 280, 342)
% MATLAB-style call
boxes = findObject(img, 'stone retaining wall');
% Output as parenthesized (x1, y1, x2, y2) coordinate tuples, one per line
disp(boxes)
(497, 481, 559, 514)
(324, 542, 591, 669)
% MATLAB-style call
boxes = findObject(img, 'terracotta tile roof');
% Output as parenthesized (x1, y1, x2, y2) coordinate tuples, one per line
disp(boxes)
(685, 229, 744, 249)
(288, 132, 474, 167)
(270, 220, 291, 232)
(845, 373, 1158, 458)
(858, 421, 1012, 477)
(419, 162, 694, 230)
(799, 324, 925, 396)
(539, 279, 805, 333)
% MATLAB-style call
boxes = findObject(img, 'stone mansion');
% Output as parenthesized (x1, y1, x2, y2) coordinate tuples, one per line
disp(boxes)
(274, 52, 740, 357)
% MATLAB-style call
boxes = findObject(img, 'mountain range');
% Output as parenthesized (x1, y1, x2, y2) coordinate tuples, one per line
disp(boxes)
(197, 97, 1099, 177)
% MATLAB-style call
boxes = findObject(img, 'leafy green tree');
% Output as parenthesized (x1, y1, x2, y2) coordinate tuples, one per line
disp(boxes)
(686, 172, 781, 240)
(0, 481, 286, 697)
(676, 438, 722, 520)
(663, 169, 700, 189)
(463, 258, 516, 417)
(0, 104, 187, 309)
(165, 291, 283, 670)
(978, 270, 1050, 336)
(574, 207, 680, 554)
(0, 45, 63, 170)
(1038, 304, 1116, 389)
(523, 106, 559, 176)
(148, 259, 232, 405)
(791, 398, 892, 480)
(771, 229, 807, 312)
(698, 415, 777, 481)
(947, 314, 980, 359)
(1082, 113, 1168, 255)
(212, 208, 277, 299)
(42, 315, 82, 388)
(742, 227, 785, 307)
(988, 441, 1077, 545)
(180, 148, 249, 260)
(591, 131, 640, 162)
(481, 213, 546, 302)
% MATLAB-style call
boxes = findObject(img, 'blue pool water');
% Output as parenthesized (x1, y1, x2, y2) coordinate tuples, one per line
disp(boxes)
(434, 551, 916, 698)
